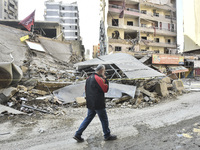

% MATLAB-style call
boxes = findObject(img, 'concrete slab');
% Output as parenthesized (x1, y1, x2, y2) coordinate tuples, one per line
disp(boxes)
(0, 104, 25, 115)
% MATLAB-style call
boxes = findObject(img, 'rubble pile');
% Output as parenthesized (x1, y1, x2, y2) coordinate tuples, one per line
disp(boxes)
(104, 77, 183, 109)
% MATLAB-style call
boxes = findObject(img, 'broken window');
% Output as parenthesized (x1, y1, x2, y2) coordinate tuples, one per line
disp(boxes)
(160, 22, 162, 30)
(171, 24, 174, 32)
(115, 46, 121, 51)
(154, 38, 159, 43)
(112, 19, 118, 26)
(75, 32, 77, 36)
(75, 26, 77, 29)
(141, 10, 147, 14)
(127, 21, 133, 26)
(167, 39, 171, 44)
(153, 13, 159, 17)
(112, 30, 120, 39)
(75, 19, 77, 23)
(141, 36, 147, 40)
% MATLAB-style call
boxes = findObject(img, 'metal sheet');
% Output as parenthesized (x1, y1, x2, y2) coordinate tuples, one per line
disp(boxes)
(39, 38, 72, 63)
(26, 41, 45, 52)
(75, 53, 165, 79)
(53, 81, 136, 103)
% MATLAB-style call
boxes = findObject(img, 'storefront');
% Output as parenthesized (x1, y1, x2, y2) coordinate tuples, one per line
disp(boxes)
(152, 54, 188, 79)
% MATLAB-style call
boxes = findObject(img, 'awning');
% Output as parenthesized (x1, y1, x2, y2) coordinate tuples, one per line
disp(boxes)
(167, 66, 189, 74)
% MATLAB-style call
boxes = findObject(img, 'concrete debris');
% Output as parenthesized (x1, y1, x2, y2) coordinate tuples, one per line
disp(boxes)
(76, 97, 86, 106)
(155, 82, 169, 97)
(0, 87, 18, 104)
(0, 104, 25, 115)
(172, 80, 185, 92)
(0, 62, 23, 88)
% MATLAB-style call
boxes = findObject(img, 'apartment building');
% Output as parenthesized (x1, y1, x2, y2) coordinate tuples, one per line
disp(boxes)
(44, 0, 80, 41)
(0, 0, 18, 20)
(107, 0, 177, 54)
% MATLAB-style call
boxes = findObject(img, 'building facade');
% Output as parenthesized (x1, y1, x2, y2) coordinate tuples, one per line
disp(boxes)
(44, 0, 80, 41)
(183, 0, 200, 52)
(0, 0, 18, 20)
(107, 0, 177, 54)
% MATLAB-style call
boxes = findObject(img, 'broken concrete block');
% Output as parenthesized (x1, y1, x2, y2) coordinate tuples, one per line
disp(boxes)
(162, 77, 171, 84)
(17, 85, 28, 92)
(30, 89, 48, 96)
(112, 95, 132, 104)
(155, 82, 169, 97)
(172, 80, 185, 92)
(139, 88, 155, 98)
(144, 96, 150, 102)
(76, 97, 86, 106)
(2, 87, 18, 98)
(0, 87, 18, 104)
(135, 94, 143, 105)
(21, 66, 28, 73)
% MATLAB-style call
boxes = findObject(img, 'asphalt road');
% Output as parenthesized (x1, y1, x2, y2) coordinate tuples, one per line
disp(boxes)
(1, 92, 200, 150)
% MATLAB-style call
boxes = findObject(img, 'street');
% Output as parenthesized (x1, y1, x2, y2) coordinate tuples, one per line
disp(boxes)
(1, 92, 200, 150)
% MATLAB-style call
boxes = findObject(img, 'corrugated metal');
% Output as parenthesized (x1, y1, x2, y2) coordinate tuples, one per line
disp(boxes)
(75, 53, 165, 79)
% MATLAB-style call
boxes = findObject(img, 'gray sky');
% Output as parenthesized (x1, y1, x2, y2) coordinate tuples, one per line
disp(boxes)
(18, 0, 100, 53)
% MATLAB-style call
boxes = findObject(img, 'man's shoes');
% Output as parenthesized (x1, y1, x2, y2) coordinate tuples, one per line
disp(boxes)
(104, 134, 117, 141)
(73, 135, 84, 142)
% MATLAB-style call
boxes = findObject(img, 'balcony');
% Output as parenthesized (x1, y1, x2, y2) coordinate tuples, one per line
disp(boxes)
(140, 26, 177, 36)
(8, 6, 15, 13)
(108, 23, 176, 36)
(9, 0, 15, 7)
(109, 4, 140, 17)
(108, 23, 140, 31)
(108, 37, 133, 45)
(140, 40, 176, 48)
(109, 4, 176, 22)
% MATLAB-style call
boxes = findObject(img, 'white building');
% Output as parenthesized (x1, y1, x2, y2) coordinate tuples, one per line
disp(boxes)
(0, 0, 18, 20)
(44, 0, 80, 41)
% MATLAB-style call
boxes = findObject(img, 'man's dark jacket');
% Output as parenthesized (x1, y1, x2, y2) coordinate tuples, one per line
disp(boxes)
(85, 73, 109, 110)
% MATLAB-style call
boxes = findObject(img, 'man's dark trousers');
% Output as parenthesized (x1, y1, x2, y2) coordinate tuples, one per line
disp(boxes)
(75, 108, 110, 139)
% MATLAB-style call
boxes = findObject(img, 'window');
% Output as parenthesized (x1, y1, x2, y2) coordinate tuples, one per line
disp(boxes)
(62, 7, 65, 10)
(127, 21, 133, 26)
(115, 46, 121, 51)
(75, 32, 77, 36)
(4, 1, 7, 6)
(154, 50, 160, 53)
(153, 13, 159, 17)
(141, 24, 146, 27)
(165, 15, 171, 19)
(154, 38, 160, 43)
(141, 36, 147, 40)
(112, 19, 118, 26)
(141, 10, 147, 14)
(167, 39, 171, 44)
(75, 19, 77, 23)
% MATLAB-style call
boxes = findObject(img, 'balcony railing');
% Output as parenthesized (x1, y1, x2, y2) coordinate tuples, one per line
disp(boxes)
(109, 4, 176, 20)
(141, 39, 176, 48)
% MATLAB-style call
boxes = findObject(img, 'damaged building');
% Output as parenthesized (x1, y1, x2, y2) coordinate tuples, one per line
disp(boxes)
(44, 0, 80, 41)
(107, 0, 177, 54)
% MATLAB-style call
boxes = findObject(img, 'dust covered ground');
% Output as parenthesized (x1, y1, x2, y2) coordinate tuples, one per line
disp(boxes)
(1, 92, 200, 150)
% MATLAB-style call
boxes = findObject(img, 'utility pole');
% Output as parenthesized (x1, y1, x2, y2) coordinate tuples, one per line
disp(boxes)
(99, 0, 107, 56)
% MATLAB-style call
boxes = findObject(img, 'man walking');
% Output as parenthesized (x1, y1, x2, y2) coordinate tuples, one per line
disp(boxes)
(73, 64, 117, 142)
